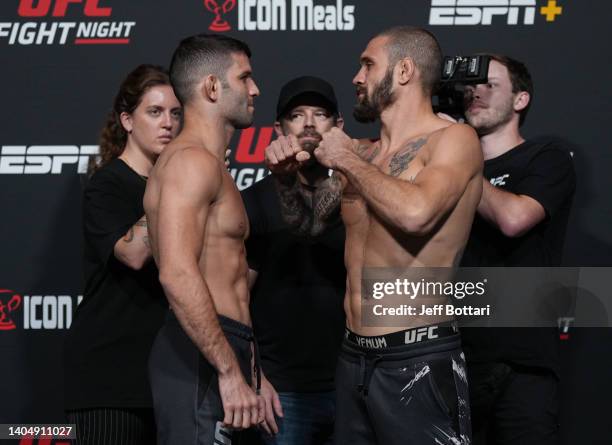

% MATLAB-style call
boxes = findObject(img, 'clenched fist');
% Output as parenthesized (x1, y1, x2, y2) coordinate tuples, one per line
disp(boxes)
(314, 127, 357, 169)
(264, 134, 311, 176)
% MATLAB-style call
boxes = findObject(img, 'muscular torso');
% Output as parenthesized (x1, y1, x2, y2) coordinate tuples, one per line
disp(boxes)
(144, 145, 251, 325)
(342, 129, 481, 335)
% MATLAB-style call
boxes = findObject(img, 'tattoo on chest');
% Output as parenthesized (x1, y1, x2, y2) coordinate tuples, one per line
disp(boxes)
(389, 137, 427, 177)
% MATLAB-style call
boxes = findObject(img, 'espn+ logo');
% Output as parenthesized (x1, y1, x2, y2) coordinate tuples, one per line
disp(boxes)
(429, 0, 563, 26)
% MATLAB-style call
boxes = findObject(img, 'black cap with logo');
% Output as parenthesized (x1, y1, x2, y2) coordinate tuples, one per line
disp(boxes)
(276, 76, 339, 120)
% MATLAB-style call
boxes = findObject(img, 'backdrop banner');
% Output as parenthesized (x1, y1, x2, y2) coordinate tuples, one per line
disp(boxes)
(1, 1, 611, 444)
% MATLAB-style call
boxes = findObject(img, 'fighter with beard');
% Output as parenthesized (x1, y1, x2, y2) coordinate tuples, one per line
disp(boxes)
(145, 34, 264, 444)
(308, 27, 483, 444)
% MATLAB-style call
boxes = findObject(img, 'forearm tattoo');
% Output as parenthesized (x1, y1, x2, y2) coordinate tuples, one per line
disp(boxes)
(275, 175, 313, 235)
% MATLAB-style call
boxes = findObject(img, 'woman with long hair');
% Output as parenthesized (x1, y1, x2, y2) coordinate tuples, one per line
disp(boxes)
(64, 64, 181, 444)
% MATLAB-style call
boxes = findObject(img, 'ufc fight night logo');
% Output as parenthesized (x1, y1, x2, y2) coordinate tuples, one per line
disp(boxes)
(0, 145, 99, 174)
(429, 0, 563, 26)
(0, 0, 136, 45)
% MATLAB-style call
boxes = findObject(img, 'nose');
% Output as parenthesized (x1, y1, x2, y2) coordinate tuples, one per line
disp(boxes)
(469, 84, 486, 99)
(249, 79, 260, 97)
(161, 111, 173, 129)
(353, 66, 365, 86)
(303, 112, 315, 127)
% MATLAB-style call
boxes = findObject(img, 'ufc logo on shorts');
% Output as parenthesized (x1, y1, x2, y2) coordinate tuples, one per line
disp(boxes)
(490, 174, 510, 187)
(405, 326, 438, 344)
(0, 145, 99, 174)
(214, 421, 232, 445)
(429, 0, 536, 26)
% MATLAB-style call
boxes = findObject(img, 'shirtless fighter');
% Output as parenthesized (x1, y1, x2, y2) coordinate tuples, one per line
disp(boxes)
(308, 27, 482, 444)
(144, 34, 264, 444)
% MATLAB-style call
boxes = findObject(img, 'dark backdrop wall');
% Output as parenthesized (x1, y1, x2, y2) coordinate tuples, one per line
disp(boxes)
(1, 1, 611, 444)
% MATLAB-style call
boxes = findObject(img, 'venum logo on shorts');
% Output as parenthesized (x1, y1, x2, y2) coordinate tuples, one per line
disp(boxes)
(0, 145, 99, 174)
(0, 0, 136, 46)
(428, 0, 563, 26)
(203, 0, 355, 32)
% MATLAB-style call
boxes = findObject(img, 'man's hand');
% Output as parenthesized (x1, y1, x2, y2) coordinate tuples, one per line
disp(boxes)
(314, 127, 357, 169)
(265, 135, 311, 176)
(258, 374, 283, 435)
(218, 371, 264, 430)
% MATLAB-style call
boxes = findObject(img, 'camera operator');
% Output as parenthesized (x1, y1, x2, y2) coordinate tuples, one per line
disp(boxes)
(459, 55, 576, 444)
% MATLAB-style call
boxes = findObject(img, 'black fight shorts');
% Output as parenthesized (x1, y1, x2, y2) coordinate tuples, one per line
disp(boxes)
(149, 311, 257, 445)
(334, 323, 471, 445)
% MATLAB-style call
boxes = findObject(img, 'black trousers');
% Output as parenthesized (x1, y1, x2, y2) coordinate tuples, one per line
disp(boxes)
(469, 362, 559, 445)
(334, 333, 471, 445)
(65, 407, 156, 445)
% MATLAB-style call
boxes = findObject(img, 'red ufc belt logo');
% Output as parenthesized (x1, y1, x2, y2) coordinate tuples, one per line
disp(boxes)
(204, 0, 236, 31)
(0, 289, 22, 331)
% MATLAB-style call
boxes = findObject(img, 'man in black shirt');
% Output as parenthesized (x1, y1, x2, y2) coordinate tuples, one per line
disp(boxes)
(242, 76, 347, 445)
(460, 55, 576, 444)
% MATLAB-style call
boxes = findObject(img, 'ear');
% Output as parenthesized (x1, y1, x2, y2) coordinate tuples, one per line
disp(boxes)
(397, 57, 415, 86)
(202, 74, 220, 102)
(119, 111, 132, 133)
(335, 115, 345, 130)
(273, 121, 284, 137)
(514, 91, 530, 112)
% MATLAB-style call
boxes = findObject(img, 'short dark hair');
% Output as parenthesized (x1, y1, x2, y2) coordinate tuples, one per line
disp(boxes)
(486, 54, 534, 126)
(377, 26, 442, 96)
(170, 33, 251, 105)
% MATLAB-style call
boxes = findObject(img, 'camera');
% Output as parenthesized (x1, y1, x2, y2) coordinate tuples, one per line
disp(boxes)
(432, 55, 491, 118)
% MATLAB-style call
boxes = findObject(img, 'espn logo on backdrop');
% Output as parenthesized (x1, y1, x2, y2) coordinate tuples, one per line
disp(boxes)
(0, 145, 99, 174)
(203, 0, 355, 32)
(0, 0, 136, 46)
(429, 0, 563, 26)
(0, 129, 270, 188)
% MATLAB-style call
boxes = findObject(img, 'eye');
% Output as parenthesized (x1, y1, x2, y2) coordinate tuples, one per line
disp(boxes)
(171, 109, 182, 119)
(148, 108, 161, 116)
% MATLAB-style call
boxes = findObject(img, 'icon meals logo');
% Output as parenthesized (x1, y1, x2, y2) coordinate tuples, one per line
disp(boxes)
(0, 0, 136, 45)
(0, 290, 22, 331)
(429, 0, 563, 26)
(204, 0, 355, 31)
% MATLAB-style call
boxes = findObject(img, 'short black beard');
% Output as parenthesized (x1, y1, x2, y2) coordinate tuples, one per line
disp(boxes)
(353, 68, 395, 123)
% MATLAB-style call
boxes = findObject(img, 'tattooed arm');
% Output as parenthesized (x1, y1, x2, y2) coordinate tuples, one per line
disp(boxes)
(315, 126, 482, 236)
(113, 215, 152, 269)
(273, 173, 314, 235)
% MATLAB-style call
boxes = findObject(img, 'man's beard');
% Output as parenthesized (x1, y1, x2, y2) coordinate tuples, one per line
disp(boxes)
(225, 87, 254, 129)
(465, 95, 514, 136)
(353, 68, 395, 123)
(298, 128, 322, 153)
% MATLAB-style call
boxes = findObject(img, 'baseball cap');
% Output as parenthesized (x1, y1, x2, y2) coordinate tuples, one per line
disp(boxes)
(276, 76, 338, 119)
